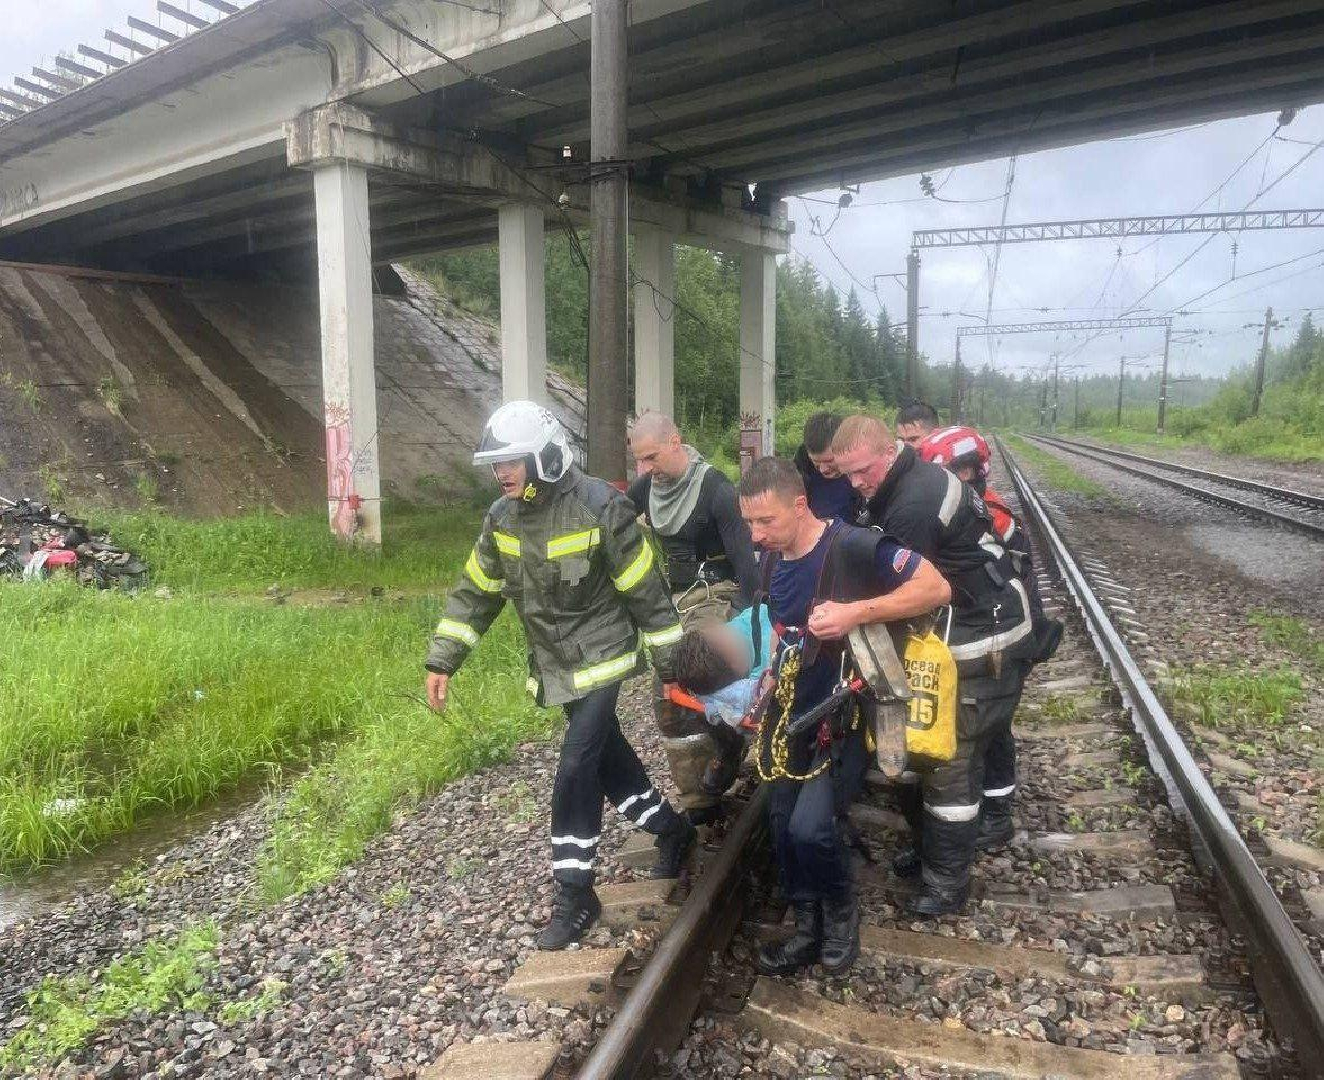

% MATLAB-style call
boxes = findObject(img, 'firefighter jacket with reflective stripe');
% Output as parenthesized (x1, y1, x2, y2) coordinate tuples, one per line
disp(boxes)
(857, 446, 1033, 675)
(425, 465, 683, 706)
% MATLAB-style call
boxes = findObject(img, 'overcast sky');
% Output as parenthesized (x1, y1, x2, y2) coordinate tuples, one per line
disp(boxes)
(5, 3, 1324, 381)
(789, 107, 1324, 382)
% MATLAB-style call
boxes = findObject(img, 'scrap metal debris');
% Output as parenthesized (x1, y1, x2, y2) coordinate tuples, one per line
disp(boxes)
(0, 496, 149, 589)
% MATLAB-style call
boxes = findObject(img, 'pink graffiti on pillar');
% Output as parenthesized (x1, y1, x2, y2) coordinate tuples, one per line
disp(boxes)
(325, 403, 360, 539)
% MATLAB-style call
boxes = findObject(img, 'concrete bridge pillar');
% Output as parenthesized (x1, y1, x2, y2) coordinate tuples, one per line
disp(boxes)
(633, 226, 676, 417)
(314, 160, 382, 545)
(739, 248, 777, 456)
(498, 203, 548, 403)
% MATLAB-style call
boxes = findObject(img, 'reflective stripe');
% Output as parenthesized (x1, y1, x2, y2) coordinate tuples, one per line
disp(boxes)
(573, 649, 639, 691)
(493, 531, 521, 557)
(984, 784, 1016, 797)
(435, 618, 479, 647)
(937, 471, 963, 526)
(924, 801, 981, 822)
(635, 803, 661, 826)
(551, 858, 594, 871)
(551, 834, 601, 848)
(465, 550, 502, 593)
(617, 787, 656, 815)
(612, 542, 655, 592)
(547, 527, 600, 559)
(948, 578, 1034, 660)
(642, 622, 683, 648)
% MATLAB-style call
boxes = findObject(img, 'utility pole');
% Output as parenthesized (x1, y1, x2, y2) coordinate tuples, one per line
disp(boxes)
(1050, 354, 1060, 432)
(587, 0, 628, 482)
(905, 249, 920, 399)
(950, 335, 961, 422)
(1156, 322, 1172, 435)
(1116, 357, 1125, 428)
(1073, 375, 1080, 429)
(1252, 305, 1273, 417)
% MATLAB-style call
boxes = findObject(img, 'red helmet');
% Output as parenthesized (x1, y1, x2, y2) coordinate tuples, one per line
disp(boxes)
(918, 425, 990, 478)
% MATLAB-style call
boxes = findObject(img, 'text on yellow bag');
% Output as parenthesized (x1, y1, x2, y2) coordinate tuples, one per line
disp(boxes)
(902, 631, 958, 762)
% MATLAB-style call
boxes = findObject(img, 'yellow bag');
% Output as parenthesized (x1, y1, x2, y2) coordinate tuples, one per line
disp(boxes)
(902, 631, 958, 762)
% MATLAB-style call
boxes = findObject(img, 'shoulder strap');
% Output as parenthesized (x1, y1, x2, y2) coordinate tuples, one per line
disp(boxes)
(750, 548, 781, 663)
(801, 519, 850, 665)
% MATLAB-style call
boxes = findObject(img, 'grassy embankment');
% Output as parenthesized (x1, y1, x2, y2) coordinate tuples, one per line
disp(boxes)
(0, 503, 557, 896)
(1002, 433, 1110, 498)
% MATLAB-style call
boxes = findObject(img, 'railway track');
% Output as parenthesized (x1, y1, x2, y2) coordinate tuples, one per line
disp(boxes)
(1025, 434, 1324, 539)
(426, 442, 1324, 1080)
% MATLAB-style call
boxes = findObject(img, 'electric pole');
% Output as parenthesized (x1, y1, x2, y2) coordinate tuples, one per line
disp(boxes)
(905, 249, 920, 400)
(1050, 354, 1060, 432)
(1073, 375, 1080, 430)
(1252, 305, 1273, 417)
(950, 335, 961, 422)
(1116, 357, 1125, 428)
(587, 0, 628, 482)
(1156, 322, 1172, 435)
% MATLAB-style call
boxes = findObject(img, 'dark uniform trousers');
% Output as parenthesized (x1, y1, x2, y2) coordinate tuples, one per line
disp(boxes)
(767, 727, 869, 906)
(552, 682, 681, 888)
(896, 664, 1027, 892)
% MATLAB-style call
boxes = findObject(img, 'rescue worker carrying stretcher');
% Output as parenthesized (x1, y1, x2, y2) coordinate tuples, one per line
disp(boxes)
(425, 402, 695, 950)
(737, 457, 951, 974)
(833, 415, 1037, 915)
(628, 413, 760, 822)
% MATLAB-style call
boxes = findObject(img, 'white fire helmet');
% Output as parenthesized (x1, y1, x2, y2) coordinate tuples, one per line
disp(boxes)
(473, 400, 572, 483)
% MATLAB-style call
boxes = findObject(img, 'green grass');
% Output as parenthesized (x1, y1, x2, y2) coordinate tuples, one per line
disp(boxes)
(0, 503, 557, 876)
(94, 502, 483, 594)
(1004, 434, 1110, 498)
(1251, 611, 1324, 672)
(255, 615, 557, 901)
(1170, 663, 1305, 733)
(0, 922, 218, 1070)
(1040, 694, 1081, 724)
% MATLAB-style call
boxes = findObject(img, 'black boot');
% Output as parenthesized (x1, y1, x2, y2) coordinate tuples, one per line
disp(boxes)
(756, 900, 822, 976)
(892, 842, 921, 878)
(700, 724, 746, 798)
(538, 883, 602, 950)
(907, 815, 975, 918)
(650, 815, 697, 879)
(820, 894, 860, 974)
(907, 880, 969, 916)
(975, 795, 1015, 852)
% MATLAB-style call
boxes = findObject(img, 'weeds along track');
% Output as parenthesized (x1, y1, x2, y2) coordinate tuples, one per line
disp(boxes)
(428, 444, 1324, 1080)
(1025, 434, 1324, 540)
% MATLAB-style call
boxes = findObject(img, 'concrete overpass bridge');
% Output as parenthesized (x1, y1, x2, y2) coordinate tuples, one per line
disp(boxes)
(3, 0, 1324, 540)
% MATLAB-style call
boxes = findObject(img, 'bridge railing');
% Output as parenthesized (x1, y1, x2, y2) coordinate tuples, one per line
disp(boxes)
(0, 0, 254, 127)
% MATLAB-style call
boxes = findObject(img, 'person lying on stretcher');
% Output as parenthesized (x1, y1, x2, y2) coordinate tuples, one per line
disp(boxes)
(669, 605, 777, 797)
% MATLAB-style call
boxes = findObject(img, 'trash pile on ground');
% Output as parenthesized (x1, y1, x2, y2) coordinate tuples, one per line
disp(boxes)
(0, 496, 149, 589)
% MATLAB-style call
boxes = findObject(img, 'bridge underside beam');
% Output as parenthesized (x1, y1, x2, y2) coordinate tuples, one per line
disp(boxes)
(284, 104, 789, 256)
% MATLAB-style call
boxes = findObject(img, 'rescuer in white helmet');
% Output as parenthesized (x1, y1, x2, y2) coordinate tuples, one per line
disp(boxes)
(424, 401, 696, 949)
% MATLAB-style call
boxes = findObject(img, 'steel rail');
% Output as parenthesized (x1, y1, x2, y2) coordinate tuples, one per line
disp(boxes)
(997, 436, 1324, 1075)
(1036, 434, 1324, 511)
(1025, 433, 1324, 540)
(576, 784, 769, 1080)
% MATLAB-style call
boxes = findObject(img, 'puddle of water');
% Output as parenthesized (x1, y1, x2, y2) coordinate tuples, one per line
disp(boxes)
(0, 783, 267, 932)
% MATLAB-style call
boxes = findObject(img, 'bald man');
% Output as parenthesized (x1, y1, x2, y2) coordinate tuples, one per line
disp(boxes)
(628, 412, 759, 822)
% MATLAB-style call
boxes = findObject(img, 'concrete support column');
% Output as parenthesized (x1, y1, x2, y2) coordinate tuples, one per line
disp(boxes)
(498, 203, 548, 403)
(740, 249, 777, 455)
(633, 226, 675, 417)
(314, 161, 381, 545)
